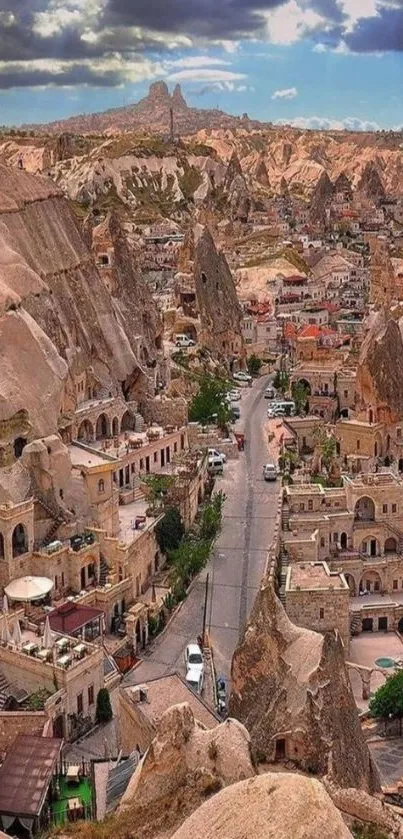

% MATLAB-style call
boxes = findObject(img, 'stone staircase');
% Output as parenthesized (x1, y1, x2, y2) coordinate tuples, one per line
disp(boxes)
(35, 497, 70, 548)
(99, 555, 110, 587)
(0, 669, 28, 709)
(281, 505, 290, 532)
(134, 413, 145, 433)
(278, 541, 289, 605)
(350, 612, 362, 637)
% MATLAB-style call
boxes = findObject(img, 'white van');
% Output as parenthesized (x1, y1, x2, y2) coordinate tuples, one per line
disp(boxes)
(175, 334, 196, 348)
(272, 400, 295, 416)
(208, 455, 224, 475)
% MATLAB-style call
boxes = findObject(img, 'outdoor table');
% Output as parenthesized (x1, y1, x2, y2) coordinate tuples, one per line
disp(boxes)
(21, 641, 39, 656)
(36, 648, 51, 661)
(55, 637, 69, 653)
(73, 643, 85, 658)
(57, 653, 72, 668)
(66, 765, 81, 783)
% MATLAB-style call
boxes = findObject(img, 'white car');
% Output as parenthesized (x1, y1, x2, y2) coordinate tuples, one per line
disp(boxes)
(185, 667, 204, 694)
(227, 388, 241, 401)
(208, 448, 227, 463)
(263, 463, 277, 482)
(233, 371, 252, 383)
(184, 643, 204, 674)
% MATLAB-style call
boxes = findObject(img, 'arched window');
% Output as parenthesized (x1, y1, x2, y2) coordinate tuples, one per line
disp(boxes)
(98, 479, 105, 493)
(12, 524, 28, 557)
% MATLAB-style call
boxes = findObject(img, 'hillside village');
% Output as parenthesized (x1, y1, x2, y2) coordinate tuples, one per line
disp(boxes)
(1, 84, 403, 838)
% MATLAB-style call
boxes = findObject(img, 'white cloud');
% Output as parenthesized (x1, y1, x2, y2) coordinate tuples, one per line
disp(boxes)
(167, 68, 247, 82)
(264, 0, 325, 45)
(275, 115, 381, 131)
(339, 0, 379, 34)
(33, 0, 106, 38)
(165, 56, 230, 69)
(272, 86, 298, 99)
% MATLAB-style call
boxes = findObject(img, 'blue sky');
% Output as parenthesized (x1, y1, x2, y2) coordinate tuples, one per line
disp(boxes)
(1, 0, 403, 129)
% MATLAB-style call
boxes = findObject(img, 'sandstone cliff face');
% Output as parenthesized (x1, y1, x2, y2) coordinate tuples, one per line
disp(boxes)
(193, 225, 245, 362)
(0, 164, 159, 442)
(171, 773, 353, 839)
(357, 160, 386, 200)
(229, 583, 380, 794)
(118, 702, 254, 839)
(356, 309, 403, 423)
(310, 171, 334, 223)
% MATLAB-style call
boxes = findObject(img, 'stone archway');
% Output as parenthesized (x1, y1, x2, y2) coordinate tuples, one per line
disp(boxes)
(360, 569, 382, 594)
(385, 537, 397, 554)
(77, 419, 94, 443)
(121, 410, 135, 433)
(96, 413, 110, 439)
(354, 496, 375, 522)
(12, 523, 28, 557)
(344, 573, 356, 596)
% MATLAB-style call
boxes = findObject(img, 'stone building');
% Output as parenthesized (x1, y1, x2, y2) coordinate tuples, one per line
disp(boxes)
(285, 561, 350, 650)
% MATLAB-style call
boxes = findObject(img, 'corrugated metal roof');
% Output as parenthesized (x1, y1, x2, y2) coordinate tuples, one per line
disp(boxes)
(0, 734, 62, 817)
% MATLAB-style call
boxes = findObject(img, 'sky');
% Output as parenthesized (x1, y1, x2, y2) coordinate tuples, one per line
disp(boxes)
(0, 0, 403, 128)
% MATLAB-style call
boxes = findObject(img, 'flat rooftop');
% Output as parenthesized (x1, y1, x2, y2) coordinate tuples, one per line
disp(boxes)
(69, 443, 118, 468)
(0, 734, 62, 818)
(286, 484, 324, 495)
(123, 673, 219, 730)
(345, 471, 402, 488)
(287, 561, 347, 592)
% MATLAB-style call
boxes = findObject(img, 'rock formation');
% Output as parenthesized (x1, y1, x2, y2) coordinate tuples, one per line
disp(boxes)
(193, 224, 245, 362)
(310, 171, 334, 223)
(253, 154, 270, 188)
(118, 702, 254, 838)
(229, 582, 380, 794)
(171, 773, 353, 839)
(356, 308, 403, 424)
(357, 160, 385, 201)
(334, 172, 353, 199)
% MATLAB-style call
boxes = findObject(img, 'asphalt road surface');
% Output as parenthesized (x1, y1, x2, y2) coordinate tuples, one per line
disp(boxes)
(125, 375, 280, 687)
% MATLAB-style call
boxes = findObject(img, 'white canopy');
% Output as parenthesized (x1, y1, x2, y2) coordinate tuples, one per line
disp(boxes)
(5, 576, 53, 603)
(11, 619, 22, 646)
(42, 615, 54, 649)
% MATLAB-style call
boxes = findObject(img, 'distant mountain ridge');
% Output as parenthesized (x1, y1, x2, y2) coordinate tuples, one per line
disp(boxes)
(24, 81, 263, 136)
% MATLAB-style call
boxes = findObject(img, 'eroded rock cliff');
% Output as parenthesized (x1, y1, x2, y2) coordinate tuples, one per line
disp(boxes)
(356, 309, 403, 423)
(229, 582, 380, 794)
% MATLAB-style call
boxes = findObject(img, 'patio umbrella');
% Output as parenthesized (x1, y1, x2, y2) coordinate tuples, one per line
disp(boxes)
(11, 619, 22, 647)
(42, 615, 54, 649)
(2, 594, 8, 613)
(2, 619, 10, 645)
(5, 576, 53, 603)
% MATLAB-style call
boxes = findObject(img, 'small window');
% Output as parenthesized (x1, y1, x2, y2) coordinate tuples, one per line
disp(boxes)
(153, 452, 158, 463)
(383, 504, 388, 514)
(344, 390, 348, 398)
(320, 537, 325, 548)
(308, 499, 313, 511)
(356, 439, 360, 451)
(140, 459, 144, 470)
(333, 532, 338, 543)
(319, 608, 324, 619)
(174, 442, 178, 454)
(88, 685, 94, 706)
(299, 502, 305, 511)
(393, 580, 398, 590)
(77, 693, 83, 715)
(392, 503, 397, 513)
(181, 434, 185, 450)
(98, 478, 105, 493)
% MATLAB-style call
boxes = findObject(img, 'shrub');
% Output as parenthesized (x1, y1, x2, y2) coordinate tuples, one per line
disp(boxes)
(96, 688, 113, 724)
(247, 354, 263, 377)
(155, 507, 184, 554)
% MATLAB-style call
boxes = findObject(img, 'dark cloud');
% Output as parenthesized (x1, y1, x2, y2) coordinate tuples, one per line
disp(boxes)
(0, 65, 124, 88)
(345, 6, 403, 52)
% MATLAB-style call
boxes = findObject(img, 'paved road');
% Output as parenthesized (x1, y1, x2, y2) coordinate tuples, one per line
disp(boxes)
(125, 375, 280, 686)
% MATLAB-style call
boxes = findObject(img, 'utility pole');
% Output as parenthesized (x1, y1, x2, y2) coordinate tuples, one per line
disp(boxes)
(201, 572, 209, 646)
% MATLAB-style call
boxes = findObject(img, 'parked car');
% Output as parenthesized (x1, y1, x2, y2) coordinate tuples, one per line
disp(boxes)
(233, 371, 252, 383)
(184, 643, 204, 674)
(264, 387, 276, 399)
(185, 667, 204, 694)
(175, 334, 196, 348)
(208, 455, 224, 475)
(263, 463, 278, 481)
(227, 388, 241, 401)
(267, 406, 285, 418)
(208, 448, 227, 463)
(231, 405, 241, 421)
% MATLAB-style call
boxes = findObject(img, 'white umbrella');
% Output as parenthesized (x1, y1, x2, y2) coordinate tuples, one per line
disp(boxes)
(42, 616, 54, 650)
(5, 576, 53, 603)
(2, 619, 10, 645)
(2, 595, 8, 613)
(11, 619, 22, 647)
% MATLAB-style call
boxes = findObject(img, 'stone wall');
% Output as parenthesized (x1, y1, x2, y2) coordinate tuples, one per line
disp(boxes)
(117, 689, 155, 754)
(141, 396, 188, 428)
(285, 586, 350, 651)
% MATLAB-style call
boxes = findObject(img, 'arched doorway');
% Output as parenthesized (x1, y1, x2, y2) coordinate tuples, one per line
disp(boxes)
(13, 437, 27, 459)
(121, 411, 135, 432)
(0, 533, 4, 559)
(340, 532, 348, 550)
(399, 458, 403, 473)
(361, 537, 379, 557)
(296, 378, 312, 395)
(374, 433, 382, 458)
(77, 419, 94, 443)
(385, 537, 397, 554)
(12, 523, 28, 557)
(96, 413, 110, 439)
(354, 496, 375, 522)
(344, 573, 356, 596)
(360, 570, 382, 593)
(112, 417, 119, 436)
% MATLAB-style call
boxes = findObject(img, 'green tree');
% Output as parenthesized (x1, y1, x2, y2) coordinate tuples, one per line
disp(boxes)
(169, 540, 210, 597)
(155, 507, 184, 554)
(313, 425, 337, 468)
(291, 381, 310, 415)
(189, 376, 230, 425)
(247, 354, 263, 377)
(200, 491, 226, 541)
(273, 370, 290, 395)
(369, 670, 403, 720)
(143, 474, 174, 504)
(96, 688, 113, 723)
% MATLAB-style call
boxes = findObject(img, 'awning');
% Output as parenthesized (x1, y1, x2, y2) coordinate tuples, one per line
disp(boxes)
(5, 576, 53, 602)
